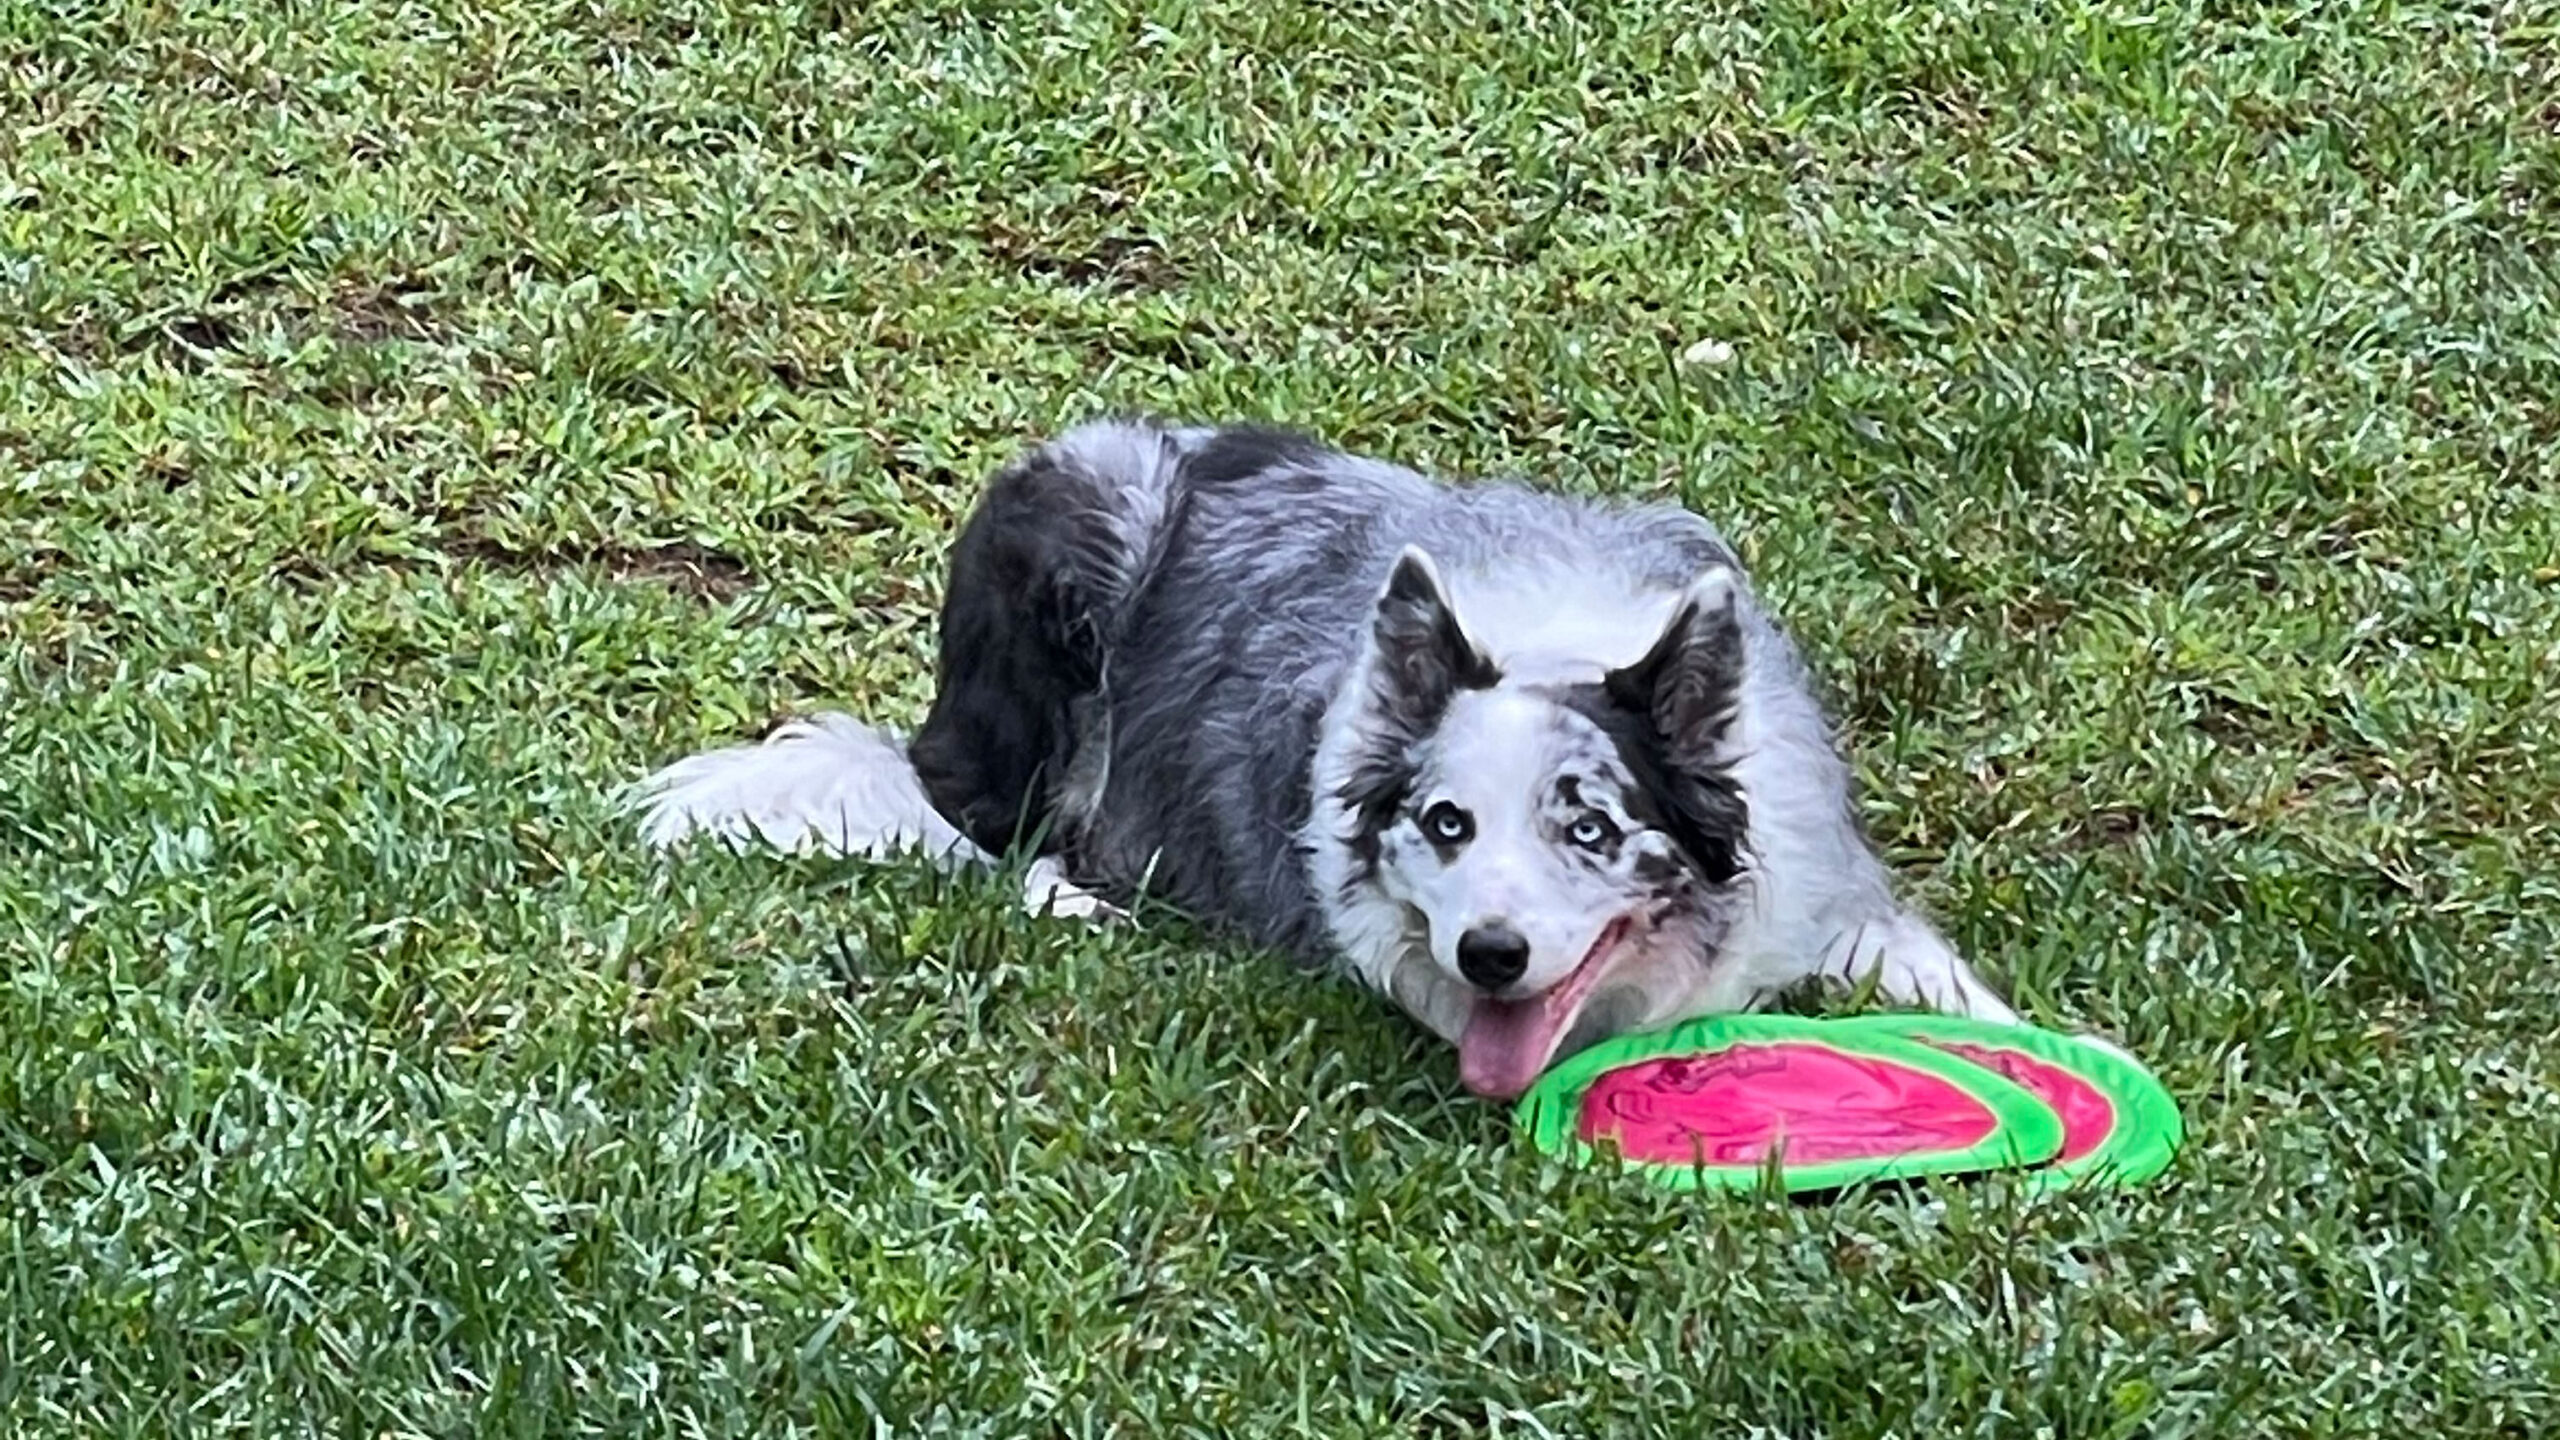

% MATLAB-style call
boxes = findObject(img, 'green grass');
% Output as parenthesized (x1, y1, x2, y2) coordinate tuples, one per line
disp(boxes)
(5, 0, 2559, 1432)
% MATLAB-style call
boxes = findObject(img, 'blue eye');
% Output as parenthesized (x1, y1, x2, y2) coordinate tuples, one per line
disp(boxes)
(1421, 802, 1475, 845)
(1568, 815, 1616, 850)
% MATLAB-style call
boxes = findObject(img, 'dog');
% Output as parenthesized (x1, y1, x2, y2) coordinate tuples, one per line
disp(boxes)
(630, 419, 2016, 1098)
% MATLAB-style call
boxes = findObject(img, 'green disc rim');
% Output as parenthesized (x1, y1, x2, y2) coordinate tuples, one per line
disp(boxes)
(1829, 1014, 2184, 1193)
(1517, 1013, 2067, 1194)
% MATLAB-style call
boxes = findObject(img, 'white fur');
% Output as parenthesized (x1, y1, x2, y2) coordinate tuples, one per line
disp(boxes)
(1441, 564, 1694, 686)
(1375, 689, 1623, 994)
(627, 716, 1115, 919)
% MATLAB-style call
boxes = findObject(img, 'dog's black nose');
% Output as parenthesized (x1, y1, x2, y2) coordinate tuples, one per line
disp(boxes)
(1457, 925, 1531, 990)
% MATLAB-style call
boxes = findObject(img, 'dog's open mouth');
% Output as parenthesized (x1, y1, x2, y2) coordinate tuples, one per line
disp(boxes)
(1457, 916, 1633, 1099)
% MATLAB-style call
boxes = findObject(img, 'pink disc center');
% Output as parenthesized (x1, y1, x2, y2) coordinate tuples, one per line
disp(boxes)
(1919, 1040, 2116, 1163)
(1576, 1042, 2000, 1167)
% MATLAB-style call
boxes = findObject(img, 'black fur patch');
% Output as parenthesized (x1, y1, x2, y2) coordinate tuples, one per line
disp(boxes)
(1336, 748, 1417, 881)
(1549, 776, 1628, 863)
(1606, 581, 1746, 756)
(1183, 424, 1330, 490)
(909, 449, 1115, 855)
(1551, 682, 1749, 886)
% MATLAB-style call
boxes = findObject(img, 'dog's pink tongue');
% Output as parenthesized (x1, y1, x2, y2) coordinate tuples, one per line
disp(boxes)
(1459, 995, 1569, 1099)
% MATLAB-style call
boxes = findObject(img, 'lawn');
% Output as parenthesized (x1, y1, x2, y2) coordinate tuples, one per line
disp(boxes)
(4, 0, 2558, 1433)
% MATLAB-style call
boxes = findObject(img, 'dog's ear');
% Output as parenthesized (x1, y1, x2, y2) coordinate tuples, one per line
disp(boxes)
(1368, 547, 1498, 732)
(1606, 568, 1745, 765)
(1603, 568, 1750, 881)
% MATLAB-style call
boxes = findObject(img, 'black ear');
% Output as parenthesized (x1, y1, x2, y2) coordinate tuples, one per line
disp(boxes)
(1600, 570, 1750, 882)
(1331, 549, 1502, 884)
(1368, 547, 1499, 734)
(1605, 569, 1745, 761)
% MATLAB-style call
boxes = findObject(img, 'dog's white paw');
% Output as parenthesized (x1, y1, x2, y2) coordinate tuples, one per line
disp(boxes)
(1831, 912, 2019, 1025)
(1022, 858, 1126, 924)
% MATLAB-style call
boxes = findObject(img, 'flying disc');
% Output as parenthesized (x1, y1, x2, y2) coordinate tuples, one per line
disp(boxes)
(1518, 1013, 2181, 1196)
(1829, 1014, 2182, 1194)
(1517, 1014, 2067, 1194)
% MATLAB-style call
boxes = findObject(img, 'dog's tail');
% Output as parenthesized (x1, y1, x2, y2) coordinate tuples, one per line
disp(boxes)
(629, 713, 981, 862)
(625, 713, 1110, 917)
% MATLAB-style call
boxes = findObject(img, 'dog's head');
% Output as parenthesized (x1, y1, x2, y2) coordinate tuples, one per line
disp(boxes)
(1313, 548, 1758, 1099)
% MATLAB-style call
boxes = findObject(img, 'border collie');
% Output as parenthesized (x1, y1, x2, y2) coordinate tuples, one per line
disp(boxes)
(631, 420, 2015, 1098)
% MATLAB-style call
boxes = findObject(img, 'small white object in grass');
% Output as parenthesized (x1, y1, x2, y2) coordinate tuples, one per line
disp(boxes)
(1679, 337, 1735, 368)
(1024, 858, 1125, 922)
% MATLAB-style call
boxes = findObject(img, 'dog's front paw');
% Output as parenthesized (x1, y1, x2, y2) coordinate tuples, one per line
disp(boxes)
(1021, 858, 1127, 925)
(1829, 911, 2019, 1025)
